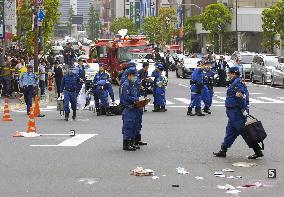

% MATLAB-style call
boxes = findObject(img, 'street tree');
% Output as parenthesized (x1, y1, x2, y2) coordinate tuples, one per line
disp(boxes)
(16, 0, 61, 54)
(110, 17, 137, 35)
(141, 16, 161, 44)
(262, 1, 284, 53)
(87, 5, 100, 40)
(184, 16, 200, 53)
(199, 3, 232, 53)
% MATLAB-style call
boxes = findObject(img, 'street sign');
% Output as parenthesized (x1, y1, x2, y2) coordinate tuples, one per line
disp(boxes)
(0, 0, 4, 39)
(135, 1, 140, 27)
(130, 2, 134, 21)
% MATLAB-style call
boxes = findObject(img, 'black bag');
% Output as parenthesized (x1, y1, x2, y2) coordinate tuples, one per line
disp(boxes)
(243, 115, 267, 150)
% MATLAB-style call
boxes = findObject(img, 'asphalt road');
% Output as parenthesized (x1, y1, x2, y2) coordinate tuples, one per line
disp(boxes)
(0, 72, 284, 197)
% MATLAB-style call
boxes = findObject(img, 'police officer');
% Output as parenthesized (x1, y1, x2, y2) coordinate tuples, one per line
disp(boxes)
(53, 61, 63, 98)
(213, 67, 263, 159)
(75, 58, 86, 96)
(138, 62, 150, 112)
(61, 67, 80, 121)
(121, 67, 140, 151)
(63, 42, 75, 66)
(152, 63, 167, 112)
(92, 64, 115, 116)
(187, 63, 206, 116)
(19, 65, 38, 115)
(202, 64, 215, 114)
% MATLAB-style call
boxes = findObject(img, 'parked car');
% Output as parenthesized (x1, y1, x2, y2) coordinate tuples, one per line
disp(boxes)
(84, 63, 99, 90)
(250, 54, 279, 84)
(271, 64, 284, 87)
(278, 56, 284, 66)
(231, 51, 255, 79)
(176, 58, 201, 78)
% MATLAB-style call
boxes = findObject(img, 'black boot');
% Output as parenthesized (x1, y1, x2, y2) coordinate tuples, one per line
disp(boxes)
(160, 106, 167, 112)
(187, 107, 195, 116)
(213, 145, 227, 157)
(123, 140, 136, 151)
(152, 105, 161, 112)
(72, 111, 76, 120)
(203, 107, 211, 114)
(96, 108, 101, 116)
(106, 108, 115, 116)
(195, 108, 205, 116)
(135, 134, 147, 146)
(248, 144, 264, 159)
(132, 139, 140, 149)
(64, 113, 69, 121)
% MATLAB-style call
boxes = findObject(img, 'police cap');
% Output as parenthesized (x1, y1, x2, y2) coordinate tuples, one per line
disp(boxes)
(228, 66, 240, 75)
(126, 67, 137, 75)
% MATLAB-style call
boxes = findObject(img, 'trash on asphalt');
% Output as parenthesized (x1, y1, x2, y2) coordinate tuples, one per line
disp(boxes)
(162, 175, 166, 177)
(217, 184, 235, 190)
(226, 190, 241, 194)
(214, 171, 225, 178)
(172, 184, 179, 187)
(195, 176, 204, 180)
(232, 162, 257, 168)
(130, 167, 154, 176)
(152, 176, 159, 180)
(226, 175, 242, 179)
(222, 168, 235, 172)
(78, 178, 99, 185)
(241, 182, 262, 188)
(176, 167, 189, 174)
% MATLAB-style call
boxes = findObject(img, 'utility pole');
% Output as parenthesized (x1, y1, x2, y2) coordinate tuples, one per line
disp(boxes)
(236, 0, 241, 51)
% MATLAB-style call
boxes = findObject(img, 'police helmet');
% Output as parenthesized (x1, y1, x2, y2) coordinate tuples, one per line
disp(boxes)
(127, 62, 137, 68)
(155, 63, 164, 70)
(126, 67, 137, 75)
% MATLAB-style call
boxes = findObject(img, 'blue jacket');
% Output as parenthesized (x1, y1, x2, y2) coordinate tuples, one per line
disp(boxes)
(191, 68, 204, 84)
(61, 72, 80, 92)
(19, 72, 38, 87)
(76, 65, 86, 82)
(121, 79, 139, 107)
(93, 71, 111, 86)
(225, 77, 248, 111)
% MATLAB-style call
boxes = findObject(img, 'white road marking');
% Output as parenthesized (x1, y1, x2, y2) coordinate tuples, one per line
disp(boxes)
(178, 83, 189, 88)
(212, 100, 223, 103)
(249, 98, 266, 104)
(215, 95, 226, 100)
(166, 100, 175, 105)
(174, 98, 191, 104)
(277, 97, 284, 100)
(30, 134, 97, 147)
(257, 97, 284, 103)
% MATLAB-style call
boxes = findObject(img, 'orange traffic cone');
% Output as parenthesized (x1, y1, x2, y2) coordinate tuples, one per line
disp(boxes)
(2, 97, 13, 121)
(34, 95, 45, 117)
(27, 107, 36, 133)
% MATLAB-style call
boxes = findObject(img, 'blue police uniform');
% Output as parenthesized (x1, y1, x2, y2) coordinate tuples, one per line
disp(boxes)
(121, 68, 140, 151)
(119, 63, 136, 104)
(92, 69, 114, 116)
(19, 70, 38, 114)
(152, 64, 167, 112)
(202, 68, 215, 113)
(187, 67, 205, 116)
(61, 70, 80, 120)
(214, 67, 263, 159)
(75, 64, 86, 96)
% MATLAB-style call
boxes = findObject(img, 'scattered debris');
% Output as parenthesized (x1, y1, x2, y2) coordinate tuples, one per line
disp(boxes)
(162, 175, 166, 177)
(226, 190, 241, 194)
(78, 178, 99, 185)
(232, 162, 257, 168)
(130, 167, 154, 176)
(217, 184, 235, 190)
(176, 167, 189, 174)
(172, 184, 179, 187)
(226, 175, 242, 179)
(222, 168, 235, 172)
(241, 182, 262, 188)
(195, 176, 204, 180)
(152, 176, 159, 180)
(214, 171, 225, 178)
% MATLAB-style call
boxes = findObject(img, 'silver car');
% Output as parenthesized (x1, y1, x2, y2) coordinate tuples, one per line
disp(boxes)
(271, 64, 284, 87)
(250, 54, 279, 84)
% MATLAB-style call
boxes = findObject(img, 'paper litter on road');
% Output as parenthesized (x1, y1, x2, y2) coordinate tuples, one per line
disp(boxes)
(217, 184, 235, 190)
(226, 175, 242, 179)
(222, 168, 235, 172)
(232, 162, 257, 168)
(162, 175, 166, 177)
(78, 178, 99, 185)
(176, 167, 189, 174)
(241, 182, 263, 188)
(152, 176, 159, 180)
(130, 167, 154, 176)
(195, 176, 204, 180)
(226, 190, 241, 194)
(214, 171, 225, 178)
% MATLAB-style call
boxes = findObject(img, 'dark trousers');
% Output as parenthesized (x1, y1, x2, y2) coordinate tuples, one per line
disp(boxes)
(55, 78, 62, 98)
(2, 76, 12, 96)
(39, 80, 45, 96)
(23, 85, 34, 114)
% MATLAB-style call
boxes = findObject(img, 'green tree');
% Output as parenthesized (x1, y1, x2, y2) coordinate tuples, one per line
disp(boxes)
(16, 0, 61, 54)
(262, 1, 284, 53)
(110, 17, 137, 35)
(141, 16, 161, 44)
(184, 16, 200, 53)
(199, 3, 232, 53)
(87, 5, 100, 40)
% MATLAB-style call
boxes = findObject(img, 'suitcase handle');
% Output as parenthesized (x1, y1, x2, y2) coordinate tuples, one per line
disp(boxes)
(247, 114, 258, 121)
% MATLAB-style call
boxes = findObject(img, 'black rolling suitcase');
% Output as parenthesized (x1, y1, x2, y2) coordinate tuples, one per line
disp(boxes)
(98, 104, 123, 115)
(243, 115, 267, 150)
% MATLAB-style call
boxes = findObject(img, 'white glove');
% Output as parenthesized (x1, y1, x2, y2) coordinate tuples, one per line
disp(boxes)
(243, 111, 249, 117)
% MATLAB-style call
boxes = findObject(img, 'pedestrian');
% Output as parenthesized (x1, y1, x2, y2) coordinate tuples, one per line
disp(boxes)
(92, 63, 115, 116)
(121, 67, 140, 151)
(63, 42, 75, 66)
(2, 61, 13, 97)
(216, 56, 229, 87)
(152, 63, 167, 112)
(213, 67, 263, 159)
(19, 65, 38, 115)
(137, 61, 150, 99)
(39, 59, 46, 96)
(164, 52, 170, 78)
(60, 67, 80, 121)
(53, 61, 63, 98)
(75, 58, 86, 96)
(234, 58, 244, 78)
(187, 62, 206, 116)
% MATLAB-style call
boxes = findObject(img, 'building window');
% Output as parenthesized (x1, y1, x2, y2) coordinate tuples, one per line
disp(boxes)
(126, 9, 129, 15)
